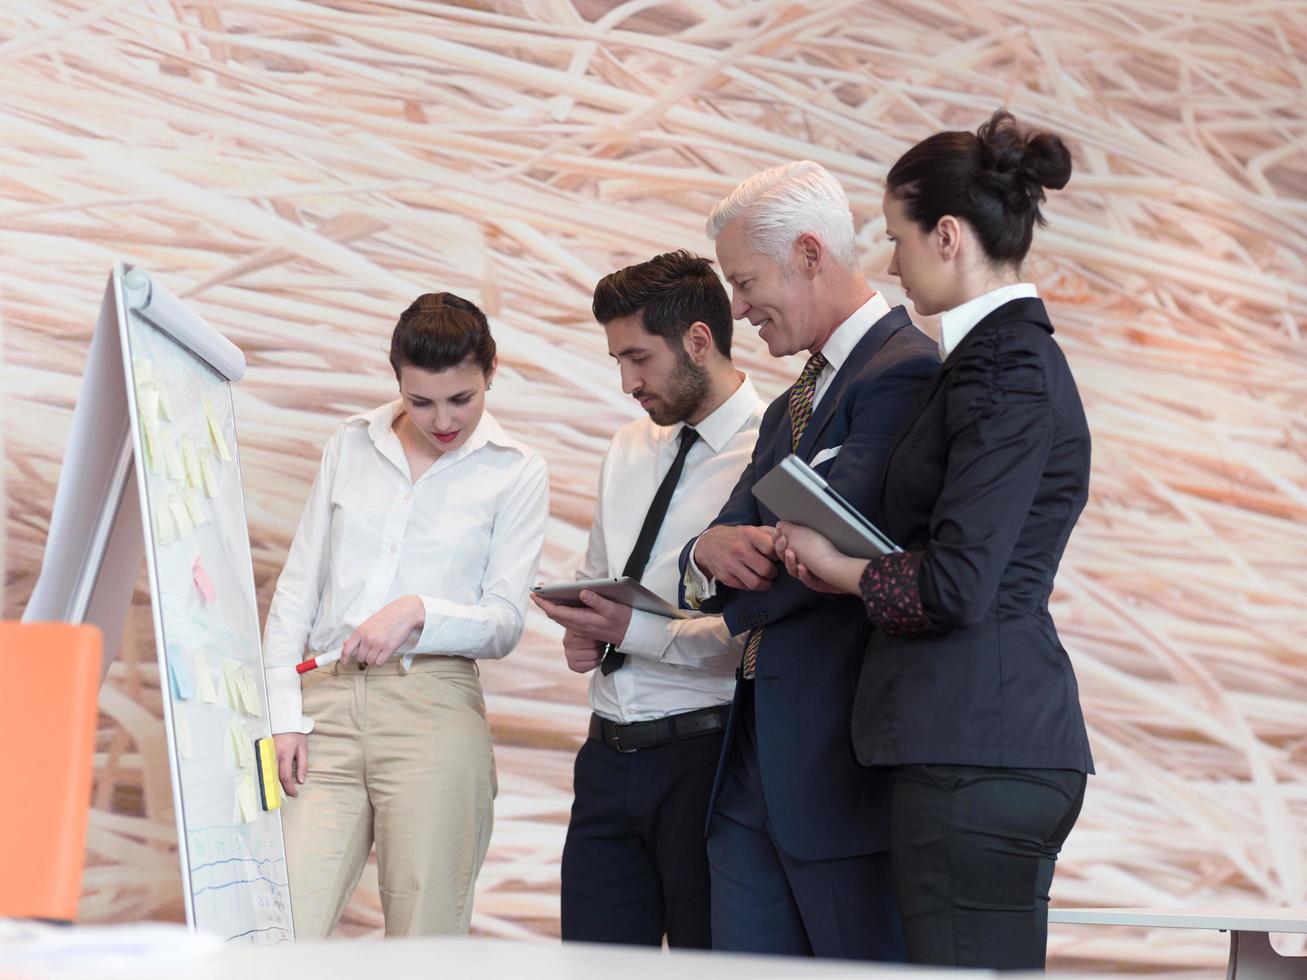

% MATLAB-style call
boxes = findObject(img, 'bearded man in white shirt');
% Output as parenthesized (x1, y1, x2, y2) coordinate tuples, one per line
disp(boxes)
(532, 250, 764, 948)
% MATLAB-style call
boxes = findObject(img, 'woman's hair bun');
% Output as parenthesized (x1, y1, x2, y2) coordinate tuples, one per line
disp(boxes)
(886, 108, 1071, 266)
(976, 110, 1072, 196)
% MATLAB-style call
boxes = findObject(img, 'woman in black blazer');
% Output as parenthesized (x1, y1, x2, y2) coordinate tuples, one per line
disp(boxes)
(775, 111, 1093, 970)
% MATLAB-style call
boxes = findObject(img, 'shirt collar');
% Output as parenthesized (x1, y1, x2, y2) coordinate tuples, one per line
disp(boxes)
(683, 373, 764, 453)
(346, 399, 403, 438)
(814, 292, 891, 372)
(810, 291, 893, 371)
(939, 283, 1039, 358)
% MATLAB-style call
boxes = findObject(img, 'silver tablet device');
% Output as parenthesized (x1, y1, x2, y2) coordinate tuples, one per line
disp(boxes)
(533, 576, 692, 620)
(752, 454, 901, 559)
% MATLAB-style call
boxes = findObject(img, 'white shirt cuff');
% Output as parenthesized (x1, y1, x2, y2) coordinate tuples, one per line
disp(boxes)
(266, 665, 315, 734)
(617, 607, 671, 660)
(684, 538, 718, 608)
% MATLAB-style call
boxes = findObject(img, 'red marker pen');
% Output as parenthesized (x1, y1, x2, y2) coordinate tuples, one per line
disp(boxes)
(296, 650, 342, 674)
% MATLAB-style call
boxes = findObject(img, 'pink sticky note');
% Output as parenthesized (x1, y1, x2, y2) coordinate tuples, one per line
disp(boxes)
(192, 556, 217, 605)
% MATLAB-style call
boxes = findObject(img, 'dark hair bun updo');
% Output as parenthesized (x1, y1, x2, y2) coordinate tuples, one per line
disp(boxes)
(388, 291, 496, 379)
(887, 109, 1073, 266)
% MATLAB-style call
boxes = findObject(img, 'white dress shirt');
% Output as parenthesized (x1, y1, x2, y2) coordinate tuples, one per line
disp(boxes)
(685, 292, 890, 600)
(807, 291, 891, 408)
(263, 401, 549, 734)
(579, 375, 765, 723)
(938, 282, 1038, 358)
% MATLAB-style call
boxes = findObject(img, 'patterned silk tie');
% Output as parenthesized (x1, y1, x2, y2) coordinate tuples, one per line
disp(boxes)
(740, 351, 828, 679)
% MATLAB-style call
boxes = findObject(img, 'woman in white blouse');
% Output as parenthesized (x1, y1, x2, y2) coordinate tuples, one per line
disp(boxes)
(262, 292, 549, 939)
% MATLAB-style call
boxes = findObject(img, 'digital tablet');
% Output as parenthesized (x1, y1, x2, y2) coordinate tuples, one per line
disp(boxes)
(532, 576, 692, 620)
(752, 453, 901, 559)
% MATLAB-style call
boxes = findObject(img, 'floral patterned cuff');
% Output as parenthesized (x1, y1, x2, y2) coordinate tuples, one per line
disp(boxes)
(859, 551, 935, 638)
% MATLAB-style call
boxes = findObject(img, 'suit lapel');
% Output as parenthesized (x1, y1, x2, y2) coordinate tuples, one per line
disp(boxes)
(768, 409, 791, 469)
(793, 305, 911, 461)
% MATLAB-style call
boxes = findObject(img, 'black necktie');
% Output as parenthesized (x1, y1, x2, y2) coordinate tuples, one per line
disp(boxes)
(600, 425, 700, 675)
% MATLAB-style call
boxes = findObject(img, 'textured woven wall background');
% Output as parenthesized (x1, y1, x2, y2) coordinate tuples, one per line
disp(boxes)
(2, 1, 1305, 969)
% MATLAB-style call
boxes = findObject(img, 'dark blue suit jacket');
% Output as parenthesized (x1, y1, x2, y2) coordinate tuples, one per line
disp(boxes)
(679, 304, 938, 861)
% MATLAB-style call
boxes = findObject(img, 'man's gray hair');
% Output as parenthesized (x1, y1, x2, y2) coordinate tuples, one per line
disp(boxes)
(707, 160, 859, 270)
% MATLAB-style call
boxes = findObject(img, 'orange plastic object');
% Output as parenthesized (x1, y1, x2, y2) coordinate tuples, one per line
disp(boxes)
(0, 622, 101, 921)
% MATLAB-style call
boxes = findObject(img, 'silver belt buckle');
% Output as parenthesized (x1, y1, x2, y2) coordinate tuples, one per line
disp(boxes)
(613, 728, 638, 753)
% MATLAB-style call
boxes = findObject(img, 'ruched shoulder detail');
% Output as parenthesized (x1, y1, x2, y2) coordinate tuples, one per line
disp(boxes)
(944, 323, 1050, 428)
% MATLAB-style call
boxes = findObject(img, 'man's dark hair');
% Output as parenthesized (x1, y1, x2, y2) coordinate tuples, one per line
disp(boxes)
(592, 250, 733, 358)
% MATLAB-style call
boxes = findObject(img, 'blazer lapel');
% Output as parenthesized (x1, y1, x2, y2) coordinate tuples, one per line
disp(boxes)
(880, 359, 947, 497)
(794, 305, 911, 461)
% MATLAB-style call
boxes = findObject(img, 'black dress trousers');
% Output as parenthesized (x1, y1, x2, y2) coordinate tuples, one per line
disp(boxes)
(560, 728, 723, 947)
(890, 763, 1087, 969)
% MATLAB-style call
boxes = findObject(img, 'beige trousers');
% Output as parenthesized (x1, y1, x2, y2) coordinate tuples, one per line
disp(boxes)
(282, 655, 495, 939)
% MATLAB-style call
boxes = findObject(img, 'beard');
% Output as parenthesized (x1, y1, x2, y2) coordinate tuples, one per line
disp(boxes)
(641, 353, 711, 426)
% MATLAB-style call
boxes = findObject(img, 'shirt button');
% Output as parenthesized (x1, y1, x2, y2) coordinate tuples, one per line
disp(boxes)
(405, 492, 413, 501)
(389, 545, 397, 554)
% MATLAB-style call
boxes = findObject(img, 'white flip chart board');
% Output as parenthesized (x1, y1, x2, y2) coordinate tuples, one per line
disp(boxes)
(24, 264, 294, 943)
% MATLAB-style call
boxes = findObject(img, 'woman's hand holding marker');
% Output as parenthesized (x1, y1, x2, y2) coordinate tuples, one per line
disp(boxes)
(339, 595, 425, 668)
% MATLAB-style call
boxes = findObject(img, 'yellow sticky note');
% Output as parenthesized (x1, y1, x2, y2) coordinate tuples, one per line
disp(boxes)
(199, 451, 220, 498)
(141, 420, 163, 474)
(175, 712, 193, 760)
(237, 666, 262, 718)
(184, 489, 206, 527)
(180, 434, 201, 489)
(162, 434, 185, 482)
(153, 502, 176, 547)
(137, 384, 161, 422)
(221, 660, 243, 711)
(225, 662, 246, 714)
(234, 722, 256, 771)
(236, 775, 260, 823)
(195, 652, 218, 704)
(225, 718, 254, 770)
(205, 401, 232, 462)
(157, 387, 174, 422)
(224, 720, 238, 767)
(168, 493, 194, 538)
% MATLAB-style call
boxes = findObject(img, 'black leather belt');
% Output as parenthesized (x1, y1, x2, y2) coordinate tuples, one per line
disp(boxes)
(588, 704, 730, 753)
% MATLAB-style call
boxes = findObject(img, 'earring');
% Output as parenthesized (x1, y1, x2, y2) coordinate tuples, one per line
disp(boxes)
(486, 383, 493, 390)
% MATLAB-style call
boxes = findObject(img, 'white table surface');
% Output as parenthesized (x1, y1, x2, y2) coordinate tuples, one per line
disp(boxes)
(0, 929, 996, 980)
(1050, 908, 1307, 934)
